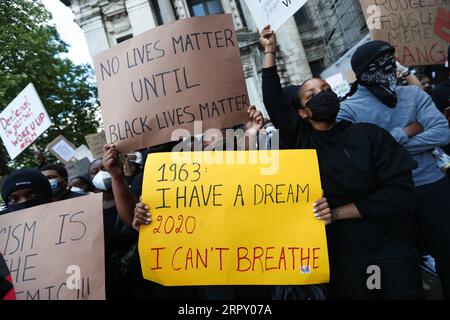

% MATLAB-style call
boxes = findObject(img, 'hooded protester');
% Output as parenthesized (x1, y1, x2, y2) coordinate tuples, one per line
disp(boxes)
(338, 41, 450, 300)
(1, 169, 52, 213)
(259, 25, 424, 300)
(0, 170, 52, 299)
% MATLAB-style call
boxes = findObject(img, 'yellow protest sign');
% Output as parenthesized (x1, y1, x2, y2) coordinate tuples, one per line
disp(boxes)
(139, 150, 329, 286)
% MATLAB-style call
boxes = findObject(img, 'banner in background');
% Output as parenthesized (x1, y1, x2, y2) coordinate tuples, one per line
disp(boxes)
(46, 135, 76, 164)
(360, 0, 449, 66)
(0, 83, 52, 160)
(85, 132, 107, 159)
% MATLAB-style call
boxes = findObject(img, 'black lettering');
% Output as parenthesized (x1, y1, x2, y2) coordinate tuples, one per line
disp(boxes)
(172, 36, 183, 54)
(131, 79, 144, 102)
(109, 124, 119, 144)
(156, 188, 171, 209)
(69, 211, 87, 241)
(264, 184, 274, 204)
(183, 67, 200, 89)
(55, 214, 70, 246)
(213, 184, 223, 207)
(224, 28, 235, 47)
(139, 116, 152, 132)
(23, 254, 37, 282)
(233, 185, 244, 206)
(202, 32, 213, 48)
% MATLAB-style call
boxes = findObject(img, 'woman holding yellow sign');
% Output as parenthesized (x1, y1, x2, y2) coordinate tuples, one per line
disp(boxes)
(260, 25, 424, 300)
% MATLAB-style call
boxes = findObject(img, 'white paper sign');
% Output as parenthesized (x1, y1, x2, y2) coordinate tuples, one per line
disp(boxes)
(53, 139, 76, 162)
(244, 0, 309, 31)
(0, 83, 52, 160)
(325, 73, 351, 98)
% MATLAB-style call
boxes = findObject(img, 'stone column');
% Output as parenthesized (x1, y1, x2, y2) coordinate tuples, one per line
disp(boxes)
(79, 11, 110, 58)
(220, 0, 244, 30)
(238, 0, 257, 31)
(276, 17, 312, 84)
(125, 0, 157, 34)
(157, 0, 176, 23)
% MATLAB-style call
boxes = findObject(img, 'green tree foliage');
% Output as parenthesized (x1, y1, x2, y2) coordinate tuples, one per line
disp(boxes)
(0, 0, 100, 176)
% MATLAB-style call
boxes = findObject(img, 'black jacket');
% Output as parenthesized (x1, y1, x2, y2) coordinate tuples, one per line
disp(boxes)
(262, 66, 418, 260)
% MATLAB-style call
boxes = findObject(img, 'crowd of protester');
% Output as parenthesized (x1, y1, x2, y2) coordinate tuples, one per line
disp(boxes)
(1, 29, 449, 300)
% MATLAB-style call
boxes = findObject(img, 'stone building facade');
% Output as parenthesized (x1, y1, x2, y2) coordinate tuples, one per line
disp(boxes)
(61, 0, 369, 114)
(294, 0, 369, 77)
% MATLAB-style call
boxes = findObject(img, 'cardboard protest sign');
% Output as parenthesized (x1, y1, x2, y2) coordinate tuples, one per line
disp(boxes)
(85, 132, 106, 159)
(360, 0, 449, 66)
(139, 150, 329, 286)
(46, 135, 76, 164)
(73, 145, 94, 162)
(94, 14, 249, 154)
(0, 193, 105, 300)
(244, 0, 309, 31)
(65, 158, 91, 180)
(0, 83, 52, 160)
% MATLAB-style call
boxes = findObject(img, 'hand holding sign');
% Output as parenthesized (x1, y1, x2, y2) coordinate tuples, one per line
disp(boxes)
(94, 14, 249, 154)
(245, 0, 309, 32)
(103, 144, 123, 179)
(259, 25, 277, 53)
(138, 150, 330, 286)
(133, 198, 151, 231)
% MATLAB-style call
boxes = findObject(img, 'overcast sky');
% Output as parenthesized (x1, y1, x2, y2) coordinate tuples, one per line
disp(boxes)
(42, 0, 92, 66)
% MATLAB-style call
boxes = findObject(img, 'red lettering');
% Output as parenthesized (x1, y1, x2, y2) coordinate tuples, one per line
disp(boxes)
(252, 247, 264, 272)
(171, 247, 182, 271)
(237, 247, 251, 272)
(278, 247, 287, 270)
(151, 247, 165, 270)
(300, 248, 310, 270)
(288, 247, 300, 271)
(435, 7, 450, 42)
(185, 248, 193, 270)
(195, 248, 207, 269)
(265, 246, 277, 271)
(215, 247, 229, 271)
(312, 247, 320, 269)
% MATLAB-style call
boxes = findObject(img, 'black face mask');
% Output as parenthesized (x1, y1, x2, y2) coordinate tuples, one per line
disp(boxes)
(305, 90, 341, 122)
(7, 195, 49, 213)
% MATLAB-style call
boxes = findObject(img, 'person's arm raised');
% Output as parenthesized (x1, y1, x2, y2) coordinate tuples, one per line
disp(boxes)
(103, 144, 137, 226)
(261, 25, 277, 69)
(260, 25, 302, 148)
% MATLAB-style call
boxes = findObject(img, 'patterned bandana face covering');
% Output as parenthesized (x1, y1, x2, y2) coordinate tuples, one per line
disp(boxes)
(359, 54, 398, 108)
(360, 54, 397, 92)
